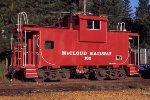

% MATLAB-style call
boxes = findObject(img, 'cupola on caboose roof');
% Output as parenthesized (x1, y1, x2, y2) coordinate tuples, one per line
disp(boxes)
(79, 15, 108, 42)
(58, 14, 108, 43)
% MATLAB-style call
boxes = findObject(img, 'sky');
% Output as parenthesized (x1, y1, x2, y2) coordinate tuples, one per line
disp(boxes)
(130, 0, 138, 13)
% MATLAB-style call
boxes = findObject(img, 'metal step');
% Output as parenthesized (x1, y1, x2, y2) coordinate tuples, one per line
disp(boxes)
(24, 64, 38, 78)
(128, 65, 139, 75)
(25, 73, 38, 78)
(25, 64, 36, 69)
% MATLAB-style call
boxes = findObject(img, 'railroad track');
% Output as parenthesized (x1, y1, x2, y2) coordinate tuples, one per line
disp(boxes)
(0, 77, 149, 96)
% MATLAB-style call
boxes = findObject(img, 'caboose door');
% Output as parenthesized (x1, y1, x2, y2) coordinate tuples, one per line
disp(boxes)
(33, 34, 39, 66)
(129, 49, 136, 65)
(26, 32, 39, 66)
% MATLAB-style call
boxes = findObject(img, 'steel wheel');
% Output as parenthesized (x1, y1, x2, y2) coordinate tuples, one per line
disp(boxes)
(58, 69, 70, 81)
(117, 68, 126, 80)
(107, 69, 118, 80)
(35, 69, 47, 82)
(48, 70, 62, 81)
(95, 68, 106, 80)
(84, 73, 89, 79)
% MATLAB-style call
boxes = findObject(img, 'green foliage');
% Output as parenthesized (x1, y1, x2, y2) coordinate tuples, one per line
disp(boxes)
(0, 0, 68, 54)
(0, 0, 150, 54)
(136, 0, 150, 48)
(91, 0, 133, 30)
(106, 0, 124, 30)
(122, 0, 133, 18)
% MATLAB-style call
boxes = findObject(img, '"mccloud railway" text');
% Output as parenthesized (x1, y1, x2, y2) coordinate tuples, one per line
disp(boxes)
(62, 51, 112, 56)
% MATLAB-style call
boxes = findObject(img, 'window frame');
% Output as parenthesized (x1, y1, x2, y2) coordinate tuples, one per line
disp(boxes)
(116, 55, 122, 60)
(45, 41, 54, 49)
(87, 20, 101, 30)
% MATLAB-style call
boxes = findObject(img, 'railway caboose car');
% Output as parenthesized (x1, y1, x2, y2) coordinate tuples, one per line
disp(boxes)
(10, 12, 139, 82)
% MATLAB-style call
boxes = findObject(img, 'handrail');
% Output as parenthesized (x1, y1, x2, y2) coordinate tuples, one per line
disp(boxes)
(17, 12, 28, 32)
(17, 12, 29, 67)
(117, 22, 126, 31)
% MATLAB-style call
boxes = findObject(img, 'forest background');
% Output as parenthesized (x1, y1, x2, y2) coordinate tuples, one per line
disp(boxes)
(0, 0, 150, 57)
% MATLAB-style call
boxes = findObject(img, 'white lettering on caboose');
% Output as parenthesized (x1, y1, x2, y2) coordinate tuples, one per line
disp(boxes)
(62, 51, 112, 60)
(89, 52, 112, 56)
(62, 51, 87, 56)
(62, 51, 112, 56)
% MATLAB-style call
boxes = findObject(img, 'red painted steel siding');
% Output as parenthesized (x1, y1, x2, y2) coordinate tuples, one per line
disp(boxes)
(38, 28, 129, 68)
(79, 15, 107, 42)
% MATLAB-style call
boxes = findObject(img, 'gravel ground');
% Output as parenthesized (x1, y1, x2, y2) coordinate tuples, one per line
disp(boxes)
(0, 89, 150, 100)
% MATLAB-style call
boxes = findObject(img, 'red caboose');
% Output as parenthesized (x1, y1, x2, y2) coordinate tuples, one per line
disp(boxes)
(10, 12, 139, 81)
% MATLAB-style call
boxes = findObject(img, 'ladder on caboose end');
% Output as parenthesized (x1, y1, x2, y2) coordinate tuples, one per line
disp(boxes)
(17, 12, 28, 68)
(17, 12, 38, 78)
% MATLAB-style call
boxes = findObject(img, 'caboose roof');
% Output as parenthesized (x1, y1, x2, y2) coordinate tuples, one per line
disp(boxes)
(79, 14, 108, 21)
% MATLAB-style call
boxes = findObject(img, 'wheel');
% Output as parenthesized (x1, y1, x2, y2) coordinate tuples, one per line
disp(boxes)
(60, 69, 70, 80)
(116, 68, 126, 80)
(35, 69, 47, 82)
(84, 73, 89, 79)
(48, 70, 62, 81)
(95, 68, 106, 80)
(107, 68, 118, 80)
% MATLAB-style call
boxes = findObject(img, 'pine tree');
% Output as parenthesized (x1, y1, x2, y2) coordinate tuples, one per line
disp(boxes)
(122, 0, 132, 18)
(121, 0, 133, 31)
(0, 0, 68, 54)
(104, 0, 124, 30)
(0, 0, 17, 53)
(136, 0, 150, 47)
(90, 0, 124, 30)
(136, 0, 149, 19)
(91, 0, 106, 15)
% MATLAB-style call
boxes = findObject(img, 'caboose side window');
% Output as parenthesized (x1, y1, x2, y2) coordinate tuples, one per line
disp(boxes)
(45, 41, 54, 49)
(94, 20, 100, 29)
(87, 20, 100, 30)
(116, 55, 122, 60)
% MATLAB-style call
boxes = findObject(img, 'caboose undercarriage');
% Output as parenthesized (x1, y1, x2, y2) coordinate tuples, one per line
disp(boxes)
(34, 66, 128, 82)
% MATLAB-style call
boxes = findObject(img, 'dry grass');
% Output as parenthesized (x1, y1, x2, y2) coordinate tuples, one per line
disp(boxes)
(0, 89, 150, 100)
